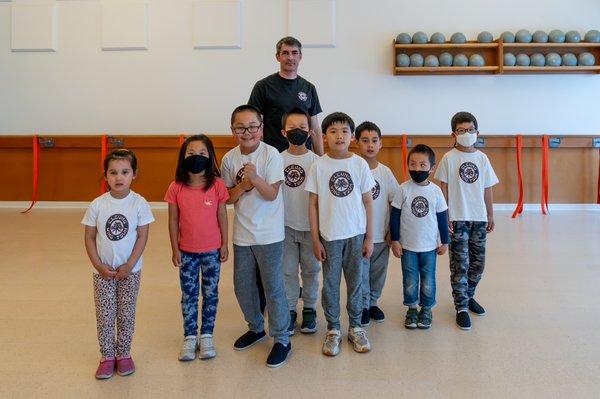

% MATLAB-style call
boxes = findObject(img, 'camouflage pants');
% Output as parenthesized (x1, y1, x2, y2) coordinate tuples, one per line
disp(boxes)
(449, 221, 487, 311)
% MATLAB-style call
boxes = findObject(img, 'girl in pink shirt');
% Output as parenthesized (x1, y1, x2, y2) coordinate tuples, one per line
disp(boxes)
(165, 135, 229, 361)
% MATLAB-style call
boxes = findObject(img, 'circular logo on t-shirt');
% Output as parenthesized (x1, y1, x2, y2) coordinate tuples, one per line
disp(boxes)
(105, 214, 129, 241)
(236, 168, 253, 192)
(411, 196, 429, 218)
(284, 164, 305, 188)
(371, 179, 381, 200)
(459, 162, 479, 183)
(298, 91, 308, 101)
(329, 171, 354, 197)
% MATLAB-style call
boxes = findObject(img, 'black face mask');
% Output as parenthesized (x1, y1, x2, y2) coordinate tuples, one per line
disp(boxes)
(409, 169, 430, 183)
(286, 128, 309, 146)
(183, 154, 210, 174)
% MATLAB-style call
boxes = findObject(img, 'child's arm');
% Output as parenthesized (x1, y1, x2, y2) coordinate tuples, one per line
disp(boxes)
(484, 186, 495, 233)
(84, 226, 116, 279)
(389, 206, 403, 258)
(440, 181, 453, 233)
(436, 210, 450, 255)
(309, 116, 324, 156)
(218, 202, 229, 262)
(244, 162, 281, 201)
(362, 192, 374, 258)
(226, 178, 253, 204)
(309, 192, 326, 261)
(115, 224, 150, 280)
(168, 203, 182, 267)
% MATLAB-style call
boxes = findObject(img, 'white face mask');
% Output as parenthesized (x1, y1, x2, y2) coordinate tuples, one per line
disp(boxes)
(456, 132, 477, 147)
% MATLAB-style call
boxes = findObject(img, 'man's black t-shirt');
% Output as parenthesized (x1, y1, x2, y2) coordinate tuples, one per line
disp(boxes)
(248, 73, 322, 152)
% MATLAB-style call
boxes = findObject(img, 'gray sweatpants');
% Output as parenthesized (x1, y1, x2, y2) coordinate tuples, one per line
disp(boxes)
(362, 242, 390, 309)
(283, 226, 320, 311)
(233, 242, 290, 345)
(321, 234, 365, 331)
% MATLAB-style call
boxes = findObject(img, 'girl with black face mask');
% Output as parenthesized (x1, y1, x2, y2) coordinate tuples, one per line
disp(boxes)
(165, 135, 230, 361)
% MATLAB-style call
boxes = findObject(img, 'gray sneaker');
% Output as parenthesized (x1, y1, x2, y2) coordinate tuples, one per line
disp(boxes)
(348, 327, 371, 353)
(198, 334, 216, 359)
(405, 308, 418, 329)
(178, 335, 197, 361)
(417, 307, 432, 329)
(322, 329, 341, 356)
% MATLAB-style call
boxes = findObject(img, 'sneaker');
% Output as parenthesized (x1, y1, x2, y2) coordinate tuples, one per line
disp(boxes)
(95, 357, 115, 380)
(417, 307, 432, 329)
(468, 298, 486, 316)
(300, 308, 317, 334)
(456, 310, 472, 330)
(361, 308, 370, 327)
(116, 356, 135, 376)
(266, 342, 291, 368)
(404, 308, 418, 329)
(369, 306, 385, 323)
(287, 310, 297, 336)
(233, 330, 267, 350)
(322, 329, 341, 356)
(179, 335, 197, 361)
(198, 334, 216, 360)
(348, 326, 371, 353)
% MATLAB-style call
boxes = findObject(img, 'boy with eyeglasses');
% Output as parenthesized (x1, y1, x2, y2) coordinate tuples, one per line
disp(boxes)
(434, 112, 499, 331)
(220, 104, 291, 367)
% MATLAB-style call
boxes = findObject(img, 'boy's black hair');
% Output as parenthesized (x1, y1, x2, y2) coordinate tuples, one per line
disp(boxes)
(103, 148, 138, 175)
(175, 134, 220, 191)
(355, 121, 381, 139)
(231, 104, 263, 126)
(408, 144, 436, 166)
(281, 107, 311, 130)
(451, 111, 478, 132)
(321, 112, 355, 134)
(276, 36, 302, 55)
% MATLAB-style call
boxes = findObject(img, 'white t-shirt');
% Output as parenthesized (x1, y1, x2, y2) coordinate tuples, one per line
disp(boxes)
(81, 190, 155, 273)
(392, 180, 448, 252)
(281, 150, 319, 231)
(305, 153, 376, 242)
(369, 162, 399, 243)
(221, 141, 285, 246)
(434, 148, 499, 222)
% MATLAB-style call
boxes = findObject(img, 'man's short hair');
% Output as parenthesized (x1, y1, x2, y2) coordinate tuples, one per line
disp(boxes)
(276, 36, 302, 54)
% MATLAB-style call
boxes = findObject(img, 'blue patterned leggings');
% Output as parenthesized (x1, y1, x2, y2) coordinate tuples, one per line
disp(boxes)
(180, 249, 221, 336)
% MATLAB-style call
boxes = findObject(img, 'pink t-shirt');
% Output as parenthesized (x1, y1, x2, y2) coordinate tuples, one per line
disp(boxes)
(164, 178, 229, 253)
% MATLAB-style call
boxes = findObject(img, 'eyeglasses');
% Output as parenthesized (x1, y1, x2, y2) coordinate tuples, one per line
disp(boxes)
(232, 124, 262, 135)
(455, 127, 478, 135)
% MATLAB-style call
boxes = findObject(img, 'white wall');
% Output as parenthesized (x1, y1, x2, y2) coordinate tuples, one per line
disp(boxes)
(1, 0, 599, 135)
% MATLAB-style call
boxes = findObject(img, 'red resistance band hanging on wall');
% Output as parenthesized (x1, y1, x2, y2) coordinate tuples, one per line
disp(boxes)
(401, 134, 408, 181)
(512, 135, 524, 218)
(541, 135, 550, 214)
(22, 134, 40, 214)
(100, 134, 108, 195)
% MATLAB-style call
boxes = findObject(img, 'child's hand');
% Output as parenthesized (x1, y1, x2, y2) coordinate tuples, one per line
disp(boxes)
(437, 244, 448, 255)
(243, 162, 258, 181)
(312, 240, 327, 262)
(362, 238, 374, 259)
(448, 219, 454, 234)
(240, 176, 254, 191)
(219, 244, 229, 262)
(97, 264, 117, 279)
(384, 231, 392, 246)
(172, 250, 182, 268)
(115, 263, 133, 280)
(391, 241, 403, 258)
(486, 216, 495, 233)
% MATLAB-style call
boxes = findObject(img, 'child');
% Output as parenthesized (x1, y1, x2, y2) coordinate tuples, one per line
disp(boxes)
(82, 149, 154, 379)
(280, 107, 320, 335)
(165, 135, 229, 361)
(220, 104, 291, 368)
(390, 144, 449, 329)
(434, 112, 499, 330)
(305, 112, 375, 356)
(355, 121, 399, 326)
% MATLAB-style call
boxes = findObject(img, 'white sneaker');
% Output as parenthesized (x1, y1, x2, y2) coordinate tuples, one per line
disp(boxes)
(322, 329, 341, 356)
(348, 326, 371, 353)
(179, 335, 197, 361)
(198, 334, 216, 360)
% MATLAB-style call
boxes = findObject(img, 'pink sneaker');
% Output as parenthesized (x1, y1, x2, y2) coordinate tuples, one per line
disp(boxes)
(95, 357, 115, 380)
(116, 356, 135, 376)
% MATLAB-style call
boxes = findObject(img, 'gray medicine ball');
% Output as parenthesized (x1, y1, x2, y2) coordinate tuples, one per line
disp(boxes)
(424, 55, 440, 67)
(504, 53, 517, 66)
(515, 29, 533, 43)
(565, 30, 581, 43)
(545, 52, 562, 66)
(439, 52, 453, 66)
(410, 53, 424, 67)
(516, 53, 531, 66)
(532, 31, 549, 43)
(584, 30, 600, 43)
(469, 54, 485, 66)
(451, 32, 467, 44)
(412, 32, 428, 44)
(396, 53, 410, 67)
(530, 53, 546, 66)
(453, 54, 469, 66)
(578, 52, 596, 66)
(561, 53, 577, 66)
(501, 31, 515, 43)
(548, 30, 566, 43)
(430, 32, 446, 43)
(396, 33, 412, 44)
(477, 31, 494, 43)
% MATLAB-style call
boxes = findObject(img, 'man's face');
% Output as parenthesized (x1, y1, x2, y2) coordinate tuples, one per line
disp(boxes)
(276, 44, 302, 73)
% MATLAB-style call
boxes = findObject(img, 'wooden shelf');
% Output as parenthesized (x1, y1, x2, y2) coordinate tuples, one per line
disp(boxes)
(394, 42, 498, 49)
(503, 66, 600, 74)
(503, 42, 600, 48)
(394, 66, 499, 75)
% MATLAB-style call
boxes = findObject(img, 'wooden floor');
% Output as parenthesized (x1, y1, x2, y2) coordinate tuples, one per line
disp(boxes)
(1, 208, 599, 398)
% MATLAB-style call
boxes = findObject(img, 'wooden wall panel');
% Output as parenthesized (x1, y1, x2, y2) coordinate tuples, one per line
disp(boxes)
(2, 135, 599, 203)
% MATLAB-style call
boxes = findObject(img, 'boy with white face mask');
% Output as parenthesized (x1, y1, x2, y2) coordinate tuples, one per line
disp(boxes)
(434, 112, 499, 331)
